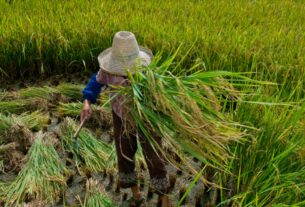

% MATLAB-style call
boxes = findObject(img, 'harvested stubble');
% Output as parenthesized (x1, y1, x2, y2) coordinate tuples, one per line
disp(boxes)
(5, 133, 68, 206)
(60, 118, 113, 173)
(81, 178, 116, 207)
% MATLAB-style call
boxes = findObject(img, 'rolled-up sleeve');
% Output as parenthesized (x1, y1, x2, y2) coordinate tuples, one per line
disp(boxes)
(82, 73, 105, 103)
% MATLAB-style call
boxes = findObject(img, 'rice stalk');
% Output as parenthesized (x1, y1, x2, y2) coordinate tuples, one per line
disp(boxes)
(0, 91, 19, 101)
(0, 101, 27, 114)
(19, 86, 56, 100)
(56, 83, 84, 101)
(0, 111, 49, 136)
(81, 178, 116, 207)
(1, 84, 84, 106)
(0, 113, 14, 136)
(60, 118, 113, 173)
(5, 133, 68, 206)
(17, 111, 50, 131)
(57, 102, 112, 128)
(0, 99, 49, 115)
(119, 54, 266, 172)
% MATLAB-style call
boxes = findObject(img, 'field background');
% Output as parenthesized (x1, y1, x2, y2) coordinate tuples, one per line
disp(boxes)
(1, 0, 305, 206)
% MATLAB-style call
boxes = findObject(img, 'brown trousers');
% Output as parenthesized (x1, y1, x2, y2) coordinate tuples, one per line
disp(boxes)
(112, 110, 169, 194)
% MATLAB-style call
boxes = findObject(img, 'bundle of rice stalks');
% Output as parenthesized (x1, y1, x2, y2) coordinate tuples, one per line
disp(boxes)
(19, 86, 69, 105)
(60, 118, 113, 173)
(81, 178, 116, 207)
(57, 102, 112, 128)
(0, 111, 49, 137)
(17, 111, 50, 131)
(0, 113, 14, 139)
(5, 133, 68, 206)
(19, 86, 56, 100)
(0, 101, 27, 114)
(118, 54, 265, 172)
(56, 83, 84, 101)
(0, 91, 19, 101)
(0, 99, 49, 115)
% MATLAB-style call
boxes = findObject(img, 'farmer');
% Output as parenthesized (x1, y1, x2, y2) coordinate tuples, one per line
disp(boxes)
(81, 31, 171, 207)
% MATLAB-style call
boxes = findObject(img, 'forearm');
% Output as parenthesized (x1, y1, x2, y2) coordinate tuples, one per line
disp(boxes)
(82, 73, 106, 104)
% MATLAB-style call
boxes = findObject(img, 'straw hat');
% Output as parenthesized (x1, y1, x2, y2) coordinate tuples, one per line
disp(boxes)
(98, 31, 153, 76)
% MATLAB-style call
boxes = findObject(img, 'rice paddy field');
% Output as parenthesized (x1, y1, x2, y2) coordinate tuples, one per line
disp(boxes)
(1, 0, 305, 206)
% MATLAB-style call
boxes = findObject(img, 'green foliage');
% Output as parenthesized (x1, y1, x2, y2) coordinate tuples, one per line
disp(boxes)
(0, 0, 304, 98)
(120, 54, 263, 172)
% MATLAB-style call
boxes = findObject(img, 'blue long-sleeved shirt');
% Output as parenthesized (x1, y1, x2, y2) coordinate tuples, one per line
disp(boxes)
(82, 73, 105, 103)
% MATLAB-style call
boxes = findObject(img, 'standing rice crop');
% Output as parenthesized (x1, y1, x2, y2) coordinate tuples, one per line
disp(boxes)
(60, 118, 113, 173)
(4, 133, 68, 206)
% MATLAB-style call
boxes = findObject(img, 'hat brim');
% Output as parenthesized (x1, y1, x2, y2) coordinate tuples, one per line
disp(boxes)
(98, 46, 153, 76)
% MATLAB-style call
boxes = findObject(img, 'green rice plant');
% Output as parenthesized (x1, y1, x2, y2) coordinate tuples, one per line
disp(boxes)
(56, 83, 84, 101)
(60, 118, 113, 173)
(1, 0, 304, 100)
(81, 178, 116, 207)
(215, 98, 305, 206)
(118, 54, 269, 173)
(5, 133, 68, 206)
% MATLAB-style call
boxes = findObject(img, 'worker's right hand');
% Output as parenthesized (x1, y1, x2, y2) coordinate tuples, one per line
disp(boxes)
(81, 99, 92, 122)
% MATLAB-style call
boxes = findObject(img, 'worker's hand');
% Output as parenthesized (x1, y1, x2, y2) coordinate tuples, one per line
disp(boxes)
(81, 99, 92, 122)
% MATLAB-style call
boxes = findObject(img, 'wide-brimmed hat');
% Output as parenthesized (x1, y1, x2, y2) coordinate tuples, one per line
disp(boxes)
(98, 31, 153, 76)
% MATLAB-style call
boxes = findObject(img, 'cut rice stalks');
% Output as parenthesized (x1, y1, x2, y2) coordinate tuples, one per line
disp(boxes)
(0, 83, 84, 107)
(60, 118, 113, 173)
(5, 133, 68, 206)
(0, 111, 49, 138)
(0, 98, 49, 114)
(57, 102, 112, 128)
(19, 86, 56, 100)
(117, 54, 267, 172)
(55, 83, 84, 101)
(81, 178, 116, 207)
